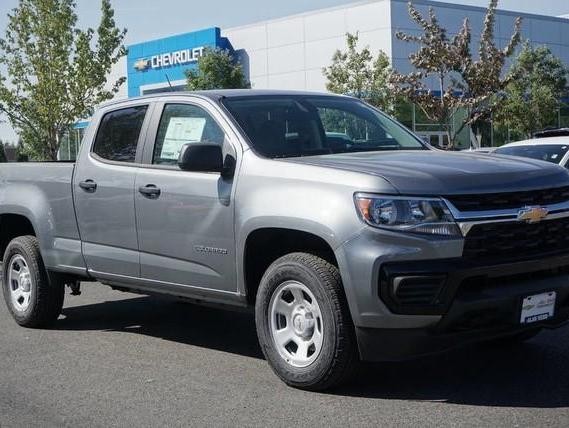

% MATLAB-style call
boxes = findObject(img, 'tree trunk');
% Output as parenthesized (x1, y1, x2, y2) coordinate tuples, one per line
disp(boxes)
(46, 128, 59, 161)
(52, 130, 63, 161)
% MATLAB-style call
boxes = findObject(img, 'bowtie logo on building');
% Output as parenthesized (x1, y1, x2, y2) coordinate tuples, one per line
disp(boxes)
(134, 58, 151, 71)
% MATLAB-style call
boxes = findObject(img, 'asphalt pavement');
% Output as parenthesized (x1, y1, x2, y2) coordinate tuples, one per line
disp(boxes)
(1, 283, 568, 427)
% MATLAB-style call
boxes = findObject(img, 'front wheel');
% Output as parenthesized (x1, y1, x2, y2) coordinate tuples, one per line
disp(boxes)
(2, 235, 64, 328)
(255, 253, 357, 391)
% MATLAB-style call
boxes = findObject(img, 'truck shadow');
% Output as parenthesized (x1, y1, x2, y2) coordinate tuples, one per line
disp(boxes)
(58, 294, 569, 408)
(339, 337, 569, 408)
(59, 294, 263, 359)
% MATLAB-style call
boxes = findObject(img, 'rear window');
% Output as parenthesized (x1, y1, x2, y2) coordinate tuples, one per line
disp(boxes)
(92, 105, 148, 163)
(494, 144, 569, 164)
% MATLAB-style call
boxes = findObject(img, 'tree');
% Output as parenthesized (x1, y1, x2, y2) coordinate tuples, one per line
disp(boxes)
(323, 32, 395, 112)
(391, 0, 521, 148)
(0, 140, 6, 162)
(15, 138, 28, 162)
(0, 0, 127, 160)
(494, 43, 568, 139)
(186, 48, 250, 91)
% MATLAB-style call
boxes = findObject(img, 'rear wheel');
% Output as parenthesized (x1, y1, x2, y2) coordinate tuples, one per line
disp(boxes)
(2, 236, 64, 328)
(255, 252, 357, 391)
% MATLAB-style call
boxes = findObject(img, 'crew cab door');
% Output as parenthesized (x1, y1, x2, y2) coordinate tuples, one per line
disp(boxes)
(134, 99, 238, 292)
(73, 103, 151, 277)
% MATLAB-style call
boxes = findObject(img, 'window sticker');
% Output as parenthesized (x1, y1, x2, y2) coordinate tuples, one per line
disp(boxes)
(160, 117, 207, 160)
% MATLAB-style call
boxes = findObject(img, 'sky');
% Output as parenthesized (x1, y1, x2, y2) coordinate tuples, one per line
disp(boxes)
(1, 0, 568, 142)
(1, 0, 567, 47)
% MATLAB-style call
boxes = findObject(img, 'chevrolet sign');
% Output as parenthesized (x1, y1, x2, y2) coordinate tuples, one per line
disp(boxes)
(133, 46, 205, 71)
(134, 58, 150, 71)
(517, 206, 549, 224)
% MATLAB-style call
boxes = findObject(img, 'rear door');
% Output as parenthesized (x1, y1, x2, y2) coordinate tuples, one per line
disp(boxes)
(134, 98, 238, 292)
(73, 103, 151, 277)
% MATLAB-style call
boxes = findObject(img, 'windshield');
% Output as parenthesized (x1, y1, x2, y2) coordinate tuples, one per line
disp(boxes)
(494, 144, 569, 164)
(222, 95, 426, 158)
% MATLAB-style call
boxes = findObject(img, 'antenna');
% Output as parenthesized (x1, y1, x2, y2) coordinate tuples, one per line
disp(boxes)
(165, 74, 174, 91)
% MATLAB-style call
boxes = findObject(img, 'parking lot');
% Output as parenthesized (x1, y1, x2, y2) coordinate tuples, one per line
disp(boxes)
(1, 283, 568, 427)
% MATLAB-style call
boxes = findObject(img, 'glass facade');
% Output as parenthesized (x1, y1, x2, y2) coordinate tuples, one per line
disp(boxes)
(398, 103, 471, 150)
(58, 127, 85, 161)
(395, 100, 569, 149)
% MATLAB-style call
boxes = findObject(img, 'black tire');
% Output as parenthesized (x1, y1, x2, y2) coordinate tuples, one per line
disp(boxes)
(255, 252, 358, 391)
(2, 235, 64, 328)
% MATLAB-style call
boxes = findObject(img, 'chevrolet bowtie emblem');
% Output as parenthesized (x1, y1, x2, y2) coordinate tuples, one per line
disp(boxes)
(134, 58, 150, 71)
(517, 206, 548, 224)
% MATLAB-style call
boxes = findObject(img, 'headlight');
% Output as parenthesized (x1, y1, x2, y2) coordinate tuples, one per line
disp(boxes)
(354, 193, 461, 237)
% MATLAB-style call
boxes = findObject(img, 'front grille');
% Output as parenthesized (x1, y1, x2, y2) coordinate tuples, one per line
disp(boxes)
(464, 217, 569, 260)
(447, 186, 569, 211)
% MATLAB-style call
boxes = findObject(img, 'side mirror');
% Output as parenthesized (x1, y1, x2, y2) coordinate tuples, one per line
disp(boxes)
(178, 143, 223, 173)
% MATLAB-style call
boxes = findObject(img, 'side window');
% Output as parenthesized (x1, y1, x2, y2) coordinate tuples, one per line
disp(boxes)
(92, 105, 148, 163)
(153, 104, 225, 165)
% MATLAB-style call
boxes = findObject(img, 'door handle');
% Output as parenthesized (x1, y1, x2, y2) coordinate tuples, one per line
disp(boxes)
(79, 180, 97, 193)
(139, 184, 161, 199)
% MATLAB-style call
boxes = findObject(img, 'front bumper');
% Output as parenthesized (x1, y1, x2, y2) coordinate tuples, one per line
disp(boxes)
(355, 317, 568, 362)
(335, 227, 569, 362)
(358, 254, 569, 361)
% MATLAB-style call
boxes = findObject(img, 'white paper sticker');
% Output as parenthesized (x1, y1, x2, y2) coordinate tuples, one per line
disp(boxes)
(160, 117, 207, 160)
(520, 291, 556, 324)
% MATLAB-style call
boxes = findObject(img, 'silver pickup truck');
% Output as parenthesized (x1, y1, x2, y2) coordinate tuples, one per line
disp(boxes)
(2, 90, 569, 390)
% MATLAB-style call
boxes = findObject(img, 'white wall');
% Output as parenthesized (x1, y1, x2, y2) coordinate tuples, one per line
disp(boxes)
(106, 56, 128, 100)
(225, 0, 569, 93)
(223, 0, 393, 91)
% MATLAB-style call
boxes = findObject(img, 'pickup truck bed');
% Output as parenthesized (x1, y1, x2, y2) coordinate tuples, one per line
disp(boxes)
(0, 162, 84, 272)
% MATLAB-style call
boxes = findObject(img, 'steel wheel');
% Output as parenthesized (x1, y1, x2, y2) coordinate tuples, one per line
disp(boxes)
(7, 254, 33, 312)
(269, 280, 324, 368)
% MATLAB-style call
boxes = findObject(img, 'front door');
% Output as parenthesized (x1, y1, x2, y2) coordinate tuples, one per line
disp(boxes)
(134, 102, 237, 292)
(73, 104, 150, 277)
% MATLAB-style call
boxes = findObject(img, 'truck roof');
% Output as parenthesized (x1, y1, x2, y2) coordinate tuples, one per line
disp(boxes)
(100, 89, 343, 109)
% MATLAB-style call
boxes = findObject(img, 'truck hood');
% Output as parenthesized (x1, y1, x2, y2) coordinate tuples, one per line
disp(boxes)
(285, 150, 569, 195)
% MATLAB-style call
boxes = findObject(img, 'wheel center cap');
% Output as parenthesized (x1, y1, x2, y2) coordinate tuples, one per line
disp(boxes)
(20, 273, 31, 292)
(292, 307, 315, 337)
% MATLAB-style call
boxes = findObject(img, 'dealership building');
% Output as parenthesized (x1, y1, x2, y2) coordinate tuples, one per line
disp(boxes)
(61, 0, 569, 158)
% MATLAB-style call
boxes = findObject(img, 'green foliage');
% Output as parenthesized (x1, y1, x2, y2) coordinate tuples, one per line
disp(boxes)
(0, 140, 6, 162)
(0, 0, 127, 160)
(186, 48, 250, 91)
(494, 43, 568, 139)
(391, 0, 521, 148)
(323, 33, 395, 112)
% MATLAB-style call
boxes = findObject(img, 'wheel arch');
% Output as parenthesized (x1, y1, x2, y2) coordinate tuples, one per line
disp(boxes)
(0, 212, 38, 261)
(241, 226, 340, 305)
